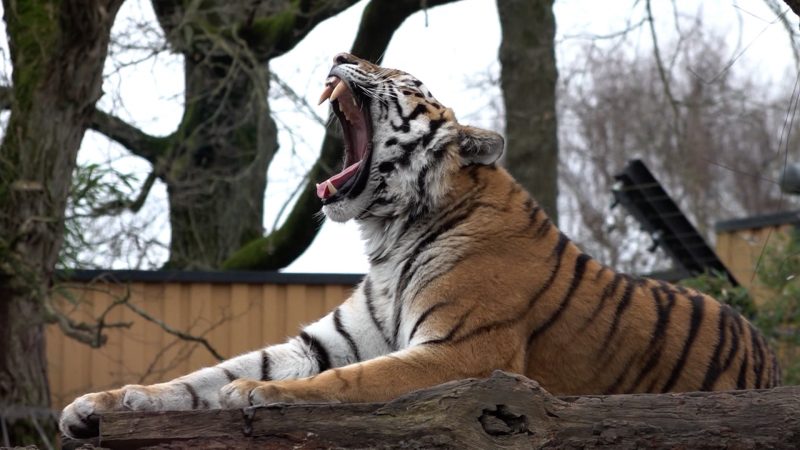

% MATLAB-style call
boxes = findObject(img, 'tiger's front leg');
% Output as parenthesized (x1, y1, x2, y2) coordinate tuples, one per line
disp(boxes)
(59, 295, 385, 439)
(219, 328, 521, 408)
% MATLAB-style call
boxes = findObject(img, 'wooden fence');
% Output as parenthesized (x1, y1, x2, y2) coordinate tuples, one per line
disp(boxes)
(48, 270, 361, 409)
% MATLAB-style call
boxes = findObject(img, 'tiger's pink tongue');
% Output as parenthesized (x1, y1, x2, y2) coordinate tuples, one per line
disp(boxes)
(316, 161, 362, 199)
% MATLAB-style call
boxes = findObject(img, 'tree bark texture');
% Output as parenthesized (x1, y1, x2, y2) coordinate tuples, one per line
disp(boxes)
(0, 0, 123, 445)
(498, 0, 560, 225)
(68, 372, 800, 449)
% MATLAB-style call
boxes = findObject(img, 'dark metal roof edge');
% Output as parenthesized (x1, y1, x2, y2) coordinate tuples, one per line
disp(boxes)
(715, 210, 800, 233)
(56, 269, 365, 286)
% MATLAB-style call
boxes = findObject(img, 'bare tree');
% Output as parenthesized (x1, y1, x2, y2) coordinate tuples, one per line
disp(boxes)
(558, 27, 799, 272)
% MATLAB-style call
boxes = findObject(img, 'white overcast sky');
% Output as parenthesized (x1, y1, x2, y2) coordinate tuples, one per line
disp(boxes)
(62, 0, 800, 273)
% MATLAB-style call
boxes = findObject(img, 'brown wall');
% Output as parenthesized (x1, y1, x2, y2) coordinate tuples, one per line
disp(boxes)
(715, 224, 793, 305)
(48, 277, 356, 408)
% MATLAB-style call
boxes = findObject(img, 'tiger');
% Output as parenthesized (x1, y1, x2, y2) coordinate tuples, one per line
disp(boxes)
(60, 52, 780, 439)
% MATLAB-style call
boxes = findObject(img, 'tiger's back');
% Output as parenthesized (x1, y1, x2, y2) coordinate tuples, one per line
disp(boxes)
(390, 162, 779, 395)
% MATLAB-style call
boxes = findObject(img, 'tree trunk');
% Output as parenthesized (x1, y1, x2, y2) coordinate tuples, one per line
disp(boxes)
(72, 371, 800, 449)
(163, 51, 277, 269)
(498, 0, 559, 224)
(0, 0, 122, 446)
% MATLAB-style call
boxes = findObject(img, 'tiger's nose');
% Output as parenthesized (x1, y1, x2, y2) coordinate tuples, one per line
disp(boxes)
(333, 52, 356, 65)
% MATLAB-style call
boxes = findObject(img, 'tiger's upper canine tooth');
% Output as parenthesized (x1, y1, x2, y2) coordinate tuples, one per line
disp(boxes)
(330, 81, 348, 102)
(318, 84, 334, 105)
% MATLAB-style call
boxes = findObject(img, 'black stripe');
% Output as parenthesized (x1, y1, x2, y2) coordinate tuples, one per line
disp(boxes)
(736, 343, 749, 389)
(300, 331, 332, 373)
(260, 350, 271, 381)
(581, 273, 624, 330)
(749, 323, 765, 388)
(721, 307, 742, 372)
(662, 295, 705, 392)
(421, 307, 475, 346)
(701, 304, 730, 390)
(221, 368, 236, 382)
(421, 118, 446, 147)
(333, 308, 362, 362)
(630, 286, 676, 391)
(528, 253, 590, 345)
(408, 301, 449, 343)
(534, 217, 552, 238)
(364, 278, 392, 349)
(600, 277, 639, 349)
(181, 382, 200, 409)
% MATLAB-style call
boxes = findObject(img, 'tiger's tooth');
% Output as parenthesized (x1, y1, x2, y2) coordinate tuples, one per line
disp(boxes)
(326, 180, 337, 195)
(330, 81, 348, 102)
(318, 85, 334, 105)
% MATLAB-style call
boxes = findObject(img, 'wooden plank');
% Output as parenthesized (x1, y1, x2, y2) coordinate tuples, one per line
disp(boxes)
(285, 285, 308, 339)
(139, 283, 166, 384)
(188, 283, 215, 371)
(60, 287, 92, 406)
(323, 285, 345, 312)
(90, 286, 115, 392)
(262, 285, 287, 345)
(247, 284, 264, 350)
(229, 284, 251, 356)
(210, 283, 231, 360)
(160, 282, 185, 382)
(305, 285, 327, 324)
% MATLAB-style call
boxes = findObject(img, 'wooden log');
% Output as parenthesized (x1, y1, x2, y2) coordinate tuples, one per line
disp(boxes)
(68, 371, 800, 449)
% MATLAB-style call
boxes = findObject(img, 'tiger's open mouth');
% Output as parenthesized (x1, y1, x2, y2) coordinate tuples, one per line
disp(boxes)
(316, 73, 373, 204)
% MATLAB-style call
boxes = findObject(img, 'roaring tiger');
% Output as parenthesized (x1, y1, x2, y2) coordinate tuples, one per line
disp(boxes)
(60, 53, 780, 439)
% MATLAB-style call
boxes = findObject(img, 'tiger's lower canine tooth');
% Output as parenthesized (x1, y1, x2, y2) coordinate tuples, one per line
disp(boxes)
(326, 180, 337, 195)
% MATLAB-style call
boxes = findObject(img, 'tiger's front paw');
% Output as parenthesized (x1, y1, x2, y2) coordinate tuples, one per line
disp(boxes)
(219, 379, 297, 408)
(59, 384, 168, 439)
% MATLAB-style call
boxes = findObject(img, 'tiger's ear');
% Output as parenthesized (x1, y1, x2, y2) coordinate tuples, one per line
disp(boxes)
(457, 125, 504, 165)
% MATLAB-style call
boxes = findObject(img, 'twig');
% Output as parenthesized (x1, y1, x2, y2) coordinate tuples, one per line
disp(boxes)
(123, 300, 226, 361)
(646, 0, 683, 138)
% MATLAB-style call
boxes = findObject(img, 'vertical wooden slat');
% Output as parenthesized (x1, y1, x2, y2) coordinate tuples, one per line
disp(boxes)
(189, 283, 215, 371)
(60, 287, 92, 406)
(139, 283, 166, 384)
(90, 287, 115, 392)
(262, 285, 287, 345)
(211, 284, 232, 360)
(305, 285, 327, 323)
(247, 284, 264, 350)
(285, 285, 307, 338)
(323, 285, 347, 312)
(161, 282, 185, 382)
(229, 284, 251, 356)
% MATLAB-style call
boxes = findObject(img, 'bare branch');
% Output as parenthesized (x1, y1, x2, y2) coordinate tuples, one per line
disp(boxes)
(89, 171, 157, 217)
(646, 0, 683, 138)
(765, 0, 800, 67)
(90, 109, 170, 163)
(123, 298, 226, 362)
(45, 285, 133, 348)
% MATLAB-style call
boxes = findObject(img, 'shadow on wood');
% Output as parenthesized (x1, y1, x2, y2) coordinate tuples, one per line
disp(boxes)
(66, 371, 800, 449)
